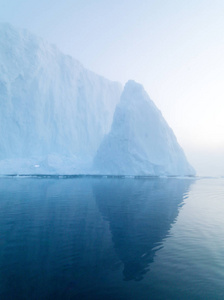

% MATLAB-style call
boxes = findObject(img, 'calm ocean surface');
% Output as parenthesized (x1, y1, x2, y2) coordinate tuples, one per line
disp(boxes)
(0, 177, 224, 299)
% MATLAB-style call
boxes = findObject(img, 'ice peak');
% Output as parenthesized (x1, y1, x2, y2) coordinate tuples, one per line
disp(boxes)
(124, 80, 144, 93)
(125, 79, 142, 88)
(122, 80, 151, 105)
(94, 81, 195, 176)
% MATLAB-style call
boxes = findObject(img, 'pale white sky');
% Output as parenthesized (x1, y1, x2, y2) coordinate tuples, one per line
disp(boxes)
(1, 0, 224, 176)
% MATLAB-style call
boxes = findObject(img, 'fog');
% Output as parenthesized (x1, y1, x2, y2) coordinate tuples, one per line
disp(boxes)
(0, 0, 223, 176)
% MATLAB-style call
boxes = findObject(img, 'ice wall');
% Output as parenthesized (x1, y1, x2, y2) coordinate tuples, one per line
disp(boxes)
(0, 23, 122, 174)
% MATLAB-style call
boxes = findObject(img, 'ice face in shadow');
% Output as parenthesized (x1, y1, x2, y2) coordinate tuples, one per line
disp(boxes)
(94, 80, 195, 176)
(93, 178, 194, 281)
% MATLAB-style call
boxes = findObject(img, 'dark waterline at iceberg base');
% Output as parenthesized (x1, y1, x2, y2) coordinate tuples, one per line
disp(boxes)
(0, 177, 224, 299)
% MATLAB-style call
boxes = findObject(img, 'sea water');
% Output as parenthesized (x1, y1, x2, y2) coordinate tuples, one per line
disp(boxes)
(0, 177, 224, 299)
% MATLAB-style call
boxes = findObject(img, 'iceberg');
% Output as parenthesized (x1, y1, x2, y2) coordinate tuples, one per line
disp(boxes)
(93, 81, 195, 176)
(0, 23, 195, 176)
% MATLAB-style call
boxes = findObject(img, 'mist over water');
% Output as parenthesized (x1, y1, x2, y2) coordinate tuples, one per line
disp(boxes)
(0, 177, 224, 299)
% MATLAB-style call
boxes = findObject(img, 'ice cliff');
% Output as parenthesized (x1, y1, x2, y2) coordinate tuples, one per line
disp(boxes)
(0, 23, 122, 174)
(0, 23, 195, 175)
(93, 81, 195, 176)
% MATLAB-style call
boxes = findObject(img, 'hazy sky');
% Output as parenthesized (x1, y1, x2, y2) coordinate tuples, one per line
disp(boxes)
(1, 0, 224, 176)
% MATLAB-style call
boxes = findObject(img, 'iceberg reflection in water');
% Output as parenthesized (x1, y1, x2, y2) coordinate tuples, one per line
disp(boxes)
(0, 177, 193, 299)
(93, 178, 191, 281)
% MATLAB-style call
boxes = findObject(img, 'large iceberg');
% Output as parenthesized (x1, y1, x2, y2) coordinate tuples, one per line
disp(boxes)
(93, 81, 195, 176)
(0, 23, 195, 176)
(0, 23, 122, 174)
